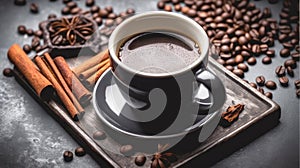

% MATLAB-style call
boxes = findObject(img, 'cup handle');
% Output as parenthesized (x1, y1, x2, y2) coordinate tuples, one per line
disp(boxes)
(194, 68, 226, 113)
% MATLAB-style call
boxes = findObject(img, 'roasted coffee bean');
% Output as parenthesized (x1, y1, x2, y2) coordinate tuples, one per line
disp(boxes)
(238, 36, 248, 45)
(294, 80, 300, 89)
(31, 37, 40, 49)
(90, 5, 100, 13)
(135, 154, 146, 166)
(85, 0, 94, 7)
(249, 82, 257, 89)
(115, 17, 123, 25)
(220, 53, 232, 60)
(278, 34, 289, 43)
(256, 76, 266, 86)
(105, 6, 114, 13)
(63, 0, 71, 4)
(3, 68, 14, 77)
(107, 13, 118, 19)
(282, 42, 294, 50)
(233, 69, 244, 78)
(296, 89, 300, 98)
(225, 65, 234, 72)
(252, 44, 261, 56)
(265, 80, 277, 90)
(187, 9, 197, 17)
(260, 44, 268, 53)
(63, 151, 73, 162)
(30, 3, 39, 13)
(52, 35, 63, 45)
(14, 0, 26, 6)
(241, 50, 251, 58)
(174, 4, 182, 11)
(61, 6, 70, 15)
(275, 65, 286, 77)
(235, 55, 244, 64)
(217, 58, 225, 65)
(237, 63, 248, 72)
(70, 7, 81, 15)
(26, 28, 34, 36)
(264, 92, 273, 99)
(262, 56, 272, 64)
(279, 76, 289, 87)
(225, 58, 235, 66)
(35, 45, 46, 52)
(93, 130, 106, 140)
(105, 19, 114, 27)
(67, 1, 77, 9)
(266, 50, 275, 57)
(220, 45, 230, 53)
(280, 48, 290, 57)
(17, 25, 26, 35)
(284, 59, 296, 69)
(34, 30, 43, 38)
(47, 14, 57, 20)
(258, 87, 265, 94)
(75, 147, 86, 157)
(120, 145, 133, 156)
(99, 9, 109, 17)
(287, 66, 294, 77)
(291, 52, 300, 61)
(23, 44, 31, 54)
(94, 17, 103, 26)
(247, 57, 257, 65)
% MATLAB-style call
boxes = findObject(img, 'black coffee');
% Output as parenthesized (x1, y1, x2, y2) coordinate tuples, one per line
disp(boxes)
(118, 32, 200, 74)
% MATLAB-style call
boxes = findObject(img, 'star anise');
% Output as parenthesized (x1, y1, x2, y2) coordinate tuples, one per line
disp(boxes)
(49, 16, 94, 46)
(151, 144, 177, 168)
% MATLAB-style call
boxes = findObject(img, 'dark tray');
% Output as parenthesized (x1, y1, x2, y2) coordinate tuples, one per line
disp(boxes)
(12, 56, 281, 168)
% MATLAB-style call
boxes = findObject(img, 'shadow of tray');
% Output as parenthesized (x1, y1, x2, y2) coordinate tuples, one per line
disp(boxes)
(12, 56, 281, 168)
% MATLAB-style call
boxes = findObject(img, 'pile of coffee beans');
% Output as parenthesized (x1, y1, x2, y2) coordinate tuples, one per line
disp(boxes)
(63, 147, 86, 162)
(157, 0, 299, 99)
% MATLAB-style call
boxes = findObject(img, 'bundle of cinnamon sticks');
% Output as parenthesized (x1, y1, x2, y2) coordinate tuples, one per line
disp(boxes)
(73, 49, 111, 89)
(7, 44, 91, 121)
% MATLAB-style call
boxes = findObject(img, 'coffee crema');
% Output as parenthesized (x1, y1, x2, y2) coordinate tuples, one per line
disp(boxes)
(118, 32, 200, 74)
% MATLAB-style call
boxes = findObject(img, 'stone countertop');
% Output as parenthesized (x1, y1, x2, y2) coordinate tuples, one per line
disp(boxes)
(0, 0, 298, 167)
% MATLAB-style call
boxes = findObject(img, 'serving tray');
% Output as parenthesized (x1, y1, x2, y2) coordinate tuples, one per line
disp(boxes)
(12, 54, 280, 167)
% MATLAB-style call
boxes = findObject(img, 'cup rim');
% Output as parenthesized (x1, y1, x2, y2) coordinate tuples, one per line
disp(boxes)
(108, 11, 209, 78)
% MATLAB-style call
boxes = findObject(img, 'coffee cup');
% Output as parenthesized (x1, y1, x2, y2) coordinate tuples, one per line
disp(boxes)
(107, 11, 226, 135)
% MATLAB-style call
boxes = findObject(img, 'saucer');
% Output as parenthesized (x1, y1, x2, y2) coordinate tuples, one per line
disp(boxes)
(93, 68, 221, 141)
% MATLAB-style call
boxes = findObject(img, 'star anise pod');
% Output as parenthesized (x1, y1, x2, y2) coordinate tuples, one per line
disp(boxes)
(49, 16, 94, 46)
(151, 144, 177, 168)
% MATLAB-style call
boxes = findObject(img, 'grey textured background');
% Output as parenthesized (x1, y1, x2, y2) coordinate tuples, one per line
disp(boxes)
(0, 0, 299, 167)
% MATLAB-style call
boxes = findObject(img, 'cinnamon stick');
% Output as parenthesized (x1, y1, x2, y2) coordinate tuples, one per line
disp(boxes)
(53, 56, 92, 106)
(43, 53, 84, 115)
(79, 58, 110, 80)
(86, 61, 111, 87)
(73, 49, 109, 76)
(34, 56, 81, 121)
(7, 44, 54, 101)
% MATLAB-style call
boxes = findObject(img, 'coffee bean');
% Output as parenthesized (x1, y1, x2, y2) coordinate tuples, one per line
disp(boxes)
(290, 39, 299, 46)
(17, 25, 26, 35)
(287, 66, 294, 77)
(225, 65, 234, 72)
(120, 145, 133, 156)
(63, 151, 73, 162)
(241, 50, 250, 58)
(252, 44, 261, 56)
(220, 45, 230, 53)
(63, 0, 71, 4)
(264, 92, 273, 99)
(220, 53, 232, 60)
(265, 80, 277, 90)
(94, 17, 103, 26)
(30, 3, 39, 13)
(237, 63, 248, 72)
(275, 65, 286, 77)
(93, 130, 106, 140)
(164, 5, 172, 12)
(235, 55, 244, 64)
(75, 147, 86, 157)
(266, 50, 275, 57)
(291, 52, 300, 61)
(157, 1, 166, 9)
(34, 30, 43, 38)
(35, 45, 46, 52)
(70, 7, 81, 15)
(247, 57, 257, 65)
(14, 0, 26, 6)
(294, 80, 300, 89)
(174, 4, 182, 11)
(279, 76, 289, 87)
(296, 89, 300, 98)
(280, 48, 290, 57)
(225, 58, 236, 66)
(67, 1, 77, 9)
(258, 87, 265, 94)
(85, 0, 94, 7)
(250, 82, 257, 89)
(23, 44, 31, 54)
(31, 37, 40, 49)
(284, 59, 296, 69)
(105, 19, 114, 27)
(135, 154, 146, 166)
(238, 36, 248, 45)
(47, 13, 57, 20)
(3, 68, 14, 77)
(90, 5, 100, 13)
(282, 42, 294, 50)
(61, 7, 70, 15)
(256, 76, 266, 86)
(233, 68, 244, 78)
(187, 9, 197, 17)
(217, 58, 225, 65)
(262, 56, 272, 64)
(99, 9, 109, 18)
(278, 34, 289, 43)
(260, 44, 269, 53)
(26, 28, 34, 36)
(105, 6, 114, 13)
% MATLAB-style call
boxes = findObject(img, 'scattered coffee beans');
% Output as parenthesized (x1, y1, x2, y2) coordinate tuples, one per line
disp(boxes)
(262, 56, 272, 64)
(63, 151, 73, 162)
(17, 25, 26, 35)
(284, 59, 296, 69)
(85, 0, 95, 7)
(135, 154, 146, 166)
(237, 63, 248, 72)
(287, 66, 294, 77)
(256, 76, 266, 86)
(280, 48, 290, 57)
(294, 80, 300, 89)
(23, 44, 31, 54)
(249, 82, 257, 89)
(247, 57, 257, 65)
(120, 145, 133, 156)
(93, 130, 106, 140)
(233, 68, 244, 78)
(14, 0, 26, 6)
(296, 89, 300, 98)
(264, 92, 273, 99)
(275, 65, 286, 77)
(30, 3, 39, 13)
(258, 87, 265, 94)
(26, 28, 34, 36)
(75, 147, 86, 157)
(3, 68, 14, 77)
(265, 80, 277, 90)
(279, 76, 289, 87)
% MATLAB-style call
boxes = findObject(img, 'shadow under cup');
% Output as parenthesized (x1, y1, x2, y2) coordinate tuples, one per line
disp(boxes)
(107, 11, 219, 135)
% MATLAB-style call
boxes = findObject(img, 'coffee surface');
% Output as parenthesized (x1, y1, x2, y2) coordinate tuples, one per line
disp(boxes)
(119, 32, 200, 74)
